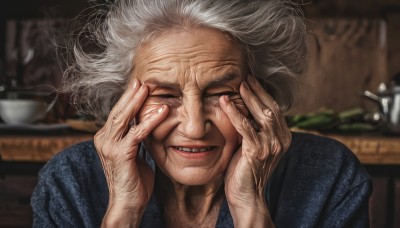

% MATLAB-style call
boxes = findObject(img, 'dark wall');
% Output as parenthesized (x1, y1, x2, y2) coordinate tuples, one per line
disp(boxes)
(2, 0, 89, 18)
(0, 0, 89, 71)
(298, 0, 400, 18)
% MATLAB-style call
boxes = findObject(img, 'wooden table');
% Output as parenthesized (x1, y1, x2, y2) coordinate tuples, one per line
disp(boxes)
(1, 132, 400, 164)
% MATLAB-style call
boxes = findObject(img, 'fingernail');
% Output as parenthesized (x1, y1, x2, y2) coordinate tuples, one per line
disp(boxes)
(157, 105, 165, 113)
(132, 79, 138, 90)
(140, 83, 147, 91)
(222, 95, 230, 103)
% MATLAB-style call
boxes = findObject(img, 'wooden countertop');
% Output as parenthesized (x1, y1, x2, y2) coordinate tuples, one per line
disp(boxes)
(0, 132, 400, 164)
(327, 134, 400, 165)
(0, 133, 94, 162)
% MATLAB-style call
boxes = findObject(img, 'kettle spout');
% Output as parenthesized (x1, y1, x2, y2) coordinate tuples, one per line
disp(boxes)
(362, 90, 391, 115)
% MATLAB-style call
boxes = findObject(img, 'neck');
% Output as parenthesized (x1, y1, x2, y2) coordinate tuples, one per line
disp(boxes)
(155, 168, 225, 224)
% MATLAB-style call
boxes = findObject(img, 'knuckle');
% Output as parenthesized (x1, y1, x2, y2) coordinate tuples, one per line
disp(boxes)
(260, 109, 274, 125)
(271, 100, 281, 112)
(282, 137, 291, 152)
(244, 146, 258, 157)
(240, 117, 253, 131)
(259, 118, 273, 129)
(245, 139, 261, 156)
(111, 112, 124, 124)
(128, 125, 149, 143)
(94, 134, 105, 149)
(94, 134, 101, 145)
(272, 140, 281, 155)
(100, 143, 113, 157)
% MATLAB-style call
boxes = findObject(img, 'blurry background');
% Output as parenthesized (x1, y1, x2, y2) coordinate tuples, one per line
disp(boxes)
(0, 0, 399, 227)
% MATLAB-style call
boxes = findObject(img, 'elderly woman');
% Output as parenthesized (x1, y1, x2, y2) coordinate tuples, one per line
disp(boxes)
(31, 0, 371, 227)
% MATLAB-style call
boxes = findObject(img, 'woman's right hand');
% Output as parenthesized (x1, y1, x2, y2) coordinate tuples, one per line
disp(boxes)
(94, 79, 169, 227)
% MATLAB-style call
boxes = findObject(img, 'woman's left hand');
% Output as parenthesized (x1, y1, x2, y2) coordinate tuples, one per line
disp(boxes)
(219, 75, 292, 227)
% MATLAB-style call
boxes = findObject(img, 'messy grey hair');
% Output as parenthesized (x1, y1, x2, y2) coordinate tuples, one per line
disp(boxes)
(63, 0, 307, 122)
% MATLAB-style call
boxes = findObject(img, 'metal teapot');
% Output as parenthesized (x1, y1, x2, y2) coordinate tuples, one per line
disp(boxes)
(363, 82, 400, 134)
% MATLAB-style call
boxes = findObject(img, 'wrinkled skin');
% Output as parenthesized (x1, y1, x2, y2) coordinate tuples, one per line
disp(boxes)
(94, 27, 291, 227)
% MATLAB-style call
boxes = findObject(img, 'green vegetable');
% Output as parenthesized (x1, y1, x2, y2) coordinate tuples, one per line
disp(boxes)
(336, 123, 376, 132)
(338, 107, 365, 121)
(293, 112, 338, 130)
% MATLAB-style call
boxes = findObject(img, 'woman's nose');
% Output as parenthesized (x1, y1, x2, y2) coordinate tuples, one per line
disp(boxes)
(178, 101, 209, 139)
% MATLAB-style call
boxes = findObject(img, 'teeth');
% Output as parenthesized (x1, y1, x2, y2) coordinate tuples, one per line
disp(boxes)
(175, 147, 212, 153)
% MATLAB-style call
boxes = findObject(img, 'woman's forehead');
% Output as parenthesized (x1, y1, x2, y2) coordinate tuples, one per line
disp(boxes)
(136, 27, 243, 58)
(133, 27, 246, 86)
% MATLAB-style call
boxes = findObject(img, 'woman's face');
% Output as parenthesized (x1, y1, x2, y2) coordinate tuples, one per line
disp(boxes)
(133, 27, 248, 185)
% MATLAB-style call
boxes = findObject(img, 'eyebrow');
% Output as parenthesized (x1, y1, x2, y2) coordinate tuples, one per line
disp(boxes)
(144, 78, 181, 90)
(206, 73, 238, 88)
(143, 73, 239, 90)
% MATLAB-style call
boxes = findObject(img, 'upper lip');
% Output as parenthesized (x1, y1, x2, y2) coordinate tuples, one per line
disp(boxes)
(169, 141, 218, 148)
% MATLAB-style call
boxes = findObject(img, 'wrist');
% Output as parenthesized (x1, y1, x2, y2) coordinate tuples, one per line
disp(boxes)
(228, 198, 274, 228)
(102, 203, 145, 228)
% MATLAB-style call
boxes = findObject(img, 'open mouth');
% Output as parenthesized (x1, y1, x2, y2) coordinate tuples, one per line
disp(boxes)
(173, 146, 216, 153)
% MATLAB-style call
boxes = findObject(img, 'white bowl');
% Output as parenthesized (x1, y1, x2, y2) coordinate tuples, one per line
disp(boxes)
(0, 99, 48, 125)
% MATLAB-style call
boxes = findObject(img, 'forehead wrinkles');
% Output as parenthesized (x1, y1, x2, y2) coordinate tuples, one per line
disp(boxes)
(136, 40, 242, 66)
(134, 28, 245, 88)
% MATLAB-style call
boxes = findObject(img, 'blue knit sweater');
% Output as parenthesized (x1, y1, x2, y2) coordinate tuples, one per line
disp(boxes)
(31, 132, 372, 227)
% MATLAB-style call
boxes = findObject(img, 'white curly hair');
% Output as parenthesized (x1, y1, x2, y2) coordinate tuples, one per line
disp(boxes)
(63, 0, 307, 122)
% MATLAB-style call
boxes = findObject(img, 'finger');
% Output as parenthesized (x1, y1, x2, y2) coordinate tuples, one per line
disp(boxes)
(107, 84, 149, 139)
(245, 76, 287, 129)
(245, 76, 292, 151)
(108, 78, 140, 119)
(239, 81, 268, 122)
(108, 83, 148, 124)
(219, 95, 261, 155)
(124, 105, 169, 146)
(245, 76, 281, 115)
(117, 83, 149, 124)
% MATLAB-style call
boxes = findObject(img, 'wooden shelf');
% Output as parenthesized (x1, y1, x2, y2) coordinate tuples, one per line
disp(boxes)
(0, 133, 399, 164)
(0, 133, 93, 162)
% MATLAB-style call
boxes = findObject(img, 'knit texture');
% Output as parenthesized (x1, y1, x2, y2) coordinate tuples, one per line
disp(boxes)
(31, 132, 372, 227)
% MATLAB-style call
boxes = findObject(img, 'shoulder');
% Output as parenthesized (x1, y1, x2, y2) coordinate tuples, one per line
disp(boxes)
(34, 139, 105, 191)
(49, 140, 98, 165)
(35, 140, 101, 181)
(289, 132, 352, 158)
(31, 140, 107, 226)
(267, 132, 372, 226)
(282, 132, 371, 188)
(287, 132, 365, 178)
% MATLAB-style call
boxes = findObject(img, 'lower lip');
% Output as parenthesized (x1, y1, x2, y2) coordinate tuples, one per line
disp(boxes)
(171, 147, 216, 159)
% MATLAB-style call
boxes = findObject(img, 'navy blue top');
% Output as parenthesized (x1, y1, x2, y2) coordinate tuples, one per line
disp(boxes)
(31, 133, 372, 227)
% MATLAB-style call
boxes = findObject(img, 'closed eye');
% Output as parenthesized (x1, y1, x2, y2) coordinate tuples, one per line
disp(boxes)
(207, 91, 238, 97)
(149, 94, 179, 99)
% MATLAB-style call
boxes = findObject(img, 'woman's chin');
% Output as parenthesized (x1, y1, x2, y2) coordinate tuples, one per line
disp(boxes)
(167, 168, 225, 186)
